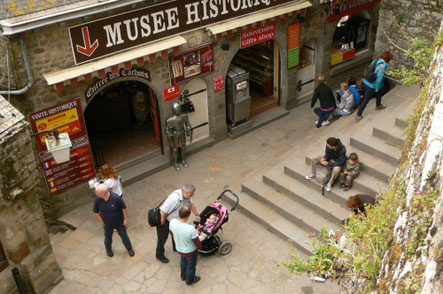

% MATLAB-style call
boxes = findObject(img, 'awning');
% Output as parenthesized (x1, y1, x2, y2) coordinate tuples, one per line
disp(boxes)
(206, 1, 312, 39)
(43, 35, 187, 91)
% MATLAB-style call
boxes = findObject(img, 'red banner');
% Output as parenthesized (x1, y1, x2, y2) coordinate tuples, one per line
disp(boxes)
(241, 23, 275, 49)
(29, 99, 96, 194)
(328, 0, 381, 22)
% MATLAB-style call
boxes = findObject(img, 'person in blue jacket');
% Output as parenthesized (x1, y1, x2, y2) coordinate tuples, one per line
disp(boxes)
(347, 77, 361, 107)
(355, 51, 393, 121)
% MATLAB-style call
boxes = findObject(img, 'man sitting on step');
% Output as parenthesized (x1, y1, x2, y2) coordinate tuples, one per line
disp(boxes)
(306, 137, 347, 192)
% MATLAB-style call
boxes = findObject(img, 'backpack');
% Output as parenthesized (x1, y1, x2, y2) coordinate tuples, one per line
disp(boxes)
(363, 59, 380, 83)
(316, 163, 332, 195)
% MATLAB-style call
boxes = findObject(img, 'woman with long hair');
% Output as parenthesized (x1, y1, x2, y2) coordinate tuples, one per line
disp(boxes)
(99, 164, 123, 197)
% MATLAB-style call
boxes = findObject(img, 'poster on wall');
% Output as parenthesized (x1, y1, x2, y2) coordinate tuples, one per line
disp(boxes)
(29, 99, 96, 195)
(213, 74, 225, 92)
(288, 23, 301, 69)
(169, 44, 214, 85)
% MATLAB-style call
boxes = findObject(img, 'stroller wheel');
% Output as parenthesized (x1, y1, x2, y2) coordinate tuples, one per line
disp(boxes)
(219, 242, 232, 255)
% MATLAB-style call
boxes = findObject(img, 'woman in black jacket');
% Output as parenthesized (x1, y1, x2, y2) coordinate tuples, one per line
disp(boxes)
(311, 75, 336, 128)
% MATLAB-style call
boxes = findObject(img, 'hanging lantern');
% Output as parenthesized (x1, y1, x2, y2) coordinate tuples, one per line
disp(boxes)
(45, 133, 72, 164)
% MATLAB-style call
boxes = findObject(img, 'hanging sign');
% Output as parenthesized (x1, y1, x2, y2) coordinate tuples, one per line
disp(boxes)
(213, 74, 225, 92)
(85, 67, 151, 103)
(29, 99, 96, 195)
(288, 23, 301, 69)
(169, 44, 214, 85)
(69, 0, 301, 64)
(327, 0, 381, 22)
(164, 85, 180, 101)
(240, 23, 276, 49)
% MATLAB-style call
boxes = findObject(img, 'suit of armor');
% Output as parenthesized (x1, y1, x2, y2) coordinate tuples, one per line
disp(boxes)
(165, 103, 192, 171)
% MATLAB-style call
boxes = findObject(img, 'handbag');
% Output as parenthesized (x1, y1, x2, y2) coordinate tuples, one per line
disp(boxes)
(148, 198, 166, 227)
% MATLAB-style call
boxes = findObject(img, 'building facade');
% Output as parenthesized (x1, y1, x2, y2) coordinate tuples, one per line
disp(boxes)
(0, 0, 381, 216)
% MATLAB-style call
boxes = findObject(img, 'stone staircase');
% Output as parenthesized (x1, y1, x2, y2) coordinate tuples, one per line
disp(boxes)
(223, 85, 419, 256)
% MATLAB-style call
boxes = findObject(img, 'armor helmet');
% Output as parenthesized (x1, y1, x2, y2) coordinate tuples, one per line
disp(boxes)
(172, 103, 182, 115)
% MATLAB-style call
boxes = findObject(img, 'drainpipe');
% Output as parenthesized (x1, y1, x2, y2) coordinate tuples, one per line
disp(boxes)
(0, 35, 33, 95)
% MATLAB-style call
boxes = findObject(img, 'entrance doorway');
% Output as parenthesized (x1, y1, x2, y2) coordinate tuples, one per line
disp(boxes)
(230, 40, 280, 118)
(84, 81, 161, 168)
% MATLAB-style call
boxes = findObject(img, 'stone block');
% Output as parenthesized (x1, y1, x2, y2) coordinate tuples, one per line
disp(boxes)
(6, 241, 30, 264)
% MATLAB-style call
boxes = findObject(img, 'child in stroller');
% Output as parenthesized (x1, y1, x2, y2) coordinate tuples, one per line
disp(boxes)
(194, 190, 239, 255)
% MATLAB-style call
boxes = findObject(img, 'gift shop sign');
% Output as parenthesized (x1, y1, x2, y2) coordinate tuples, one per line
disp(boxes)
(240, 23, 275, 49)
(327, 0, 381, 22)
(69, 0, 299, 64)
(29, 99, 96, 195)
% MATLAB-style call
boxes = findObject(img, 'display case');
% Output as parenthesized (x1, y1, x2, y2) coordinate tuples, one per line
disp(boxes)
(232, 44, 274, 96)
(226, 65, 251, 125)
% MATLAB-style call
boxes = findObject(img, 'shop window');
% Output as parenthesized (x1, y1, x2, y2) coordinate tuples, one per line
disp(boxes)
(0, 241, 8, 272)
(331, 14, 370, 66)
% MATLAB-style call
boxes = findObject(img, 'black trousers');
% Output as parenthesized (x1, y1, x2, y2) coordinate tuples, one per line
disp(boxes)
(104, 224, 132, 252)
(156, 220, 176, 258)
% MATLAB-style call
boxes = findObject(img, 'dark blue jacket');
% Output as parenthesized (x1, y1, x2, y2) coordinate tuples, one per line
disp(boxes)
(324, 139, 346, 167)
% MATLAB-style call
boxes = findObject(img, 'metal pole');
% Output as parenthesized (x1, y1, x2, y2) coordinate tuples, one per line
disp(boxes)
(11, 267, 28, 294)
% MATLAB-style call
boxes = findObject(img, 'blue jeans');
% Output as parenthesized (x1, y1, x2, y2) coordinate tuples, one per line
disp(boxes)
(314, 107, 333, 128)
(357, 83, 383, 116)
(180, 252, 198, 285)
(104, 224, 132, 252)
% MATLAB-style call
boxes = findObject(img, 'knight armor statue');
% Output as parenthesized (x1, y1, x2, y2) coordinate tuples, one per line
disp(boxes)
(165, 103, 193, 171)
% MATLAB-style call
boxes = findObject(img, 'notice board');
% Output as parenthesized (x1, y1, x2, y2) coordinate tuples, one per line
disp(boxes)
(288, 23, 301, 69)
(169, 44, 214, 85)
(29, 99, 96, 194)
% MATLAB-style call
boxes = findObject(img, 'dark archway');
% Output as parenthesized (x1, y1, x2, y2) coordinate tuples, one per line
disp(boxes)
(84, 80, 162, 169)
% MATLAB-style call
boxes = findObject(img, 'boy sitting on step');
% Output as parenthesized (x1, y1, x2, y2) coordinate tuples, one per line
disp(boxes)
(339, 153, 360, 191)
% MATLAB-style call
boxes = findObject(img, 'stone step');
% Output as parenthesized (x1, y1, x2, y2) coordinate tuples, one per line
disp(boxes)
(304, 156, 388, 196)
(395, 117, 408, 129)
(120, 155, 170, 186)
(262, 168, 349, 224)
(350, 133, 402, 166)
(242, 177, 342, 234)
(284, 161, 386, 207)
(49, 232, 65, 246)
(372, 116, 406, 148)
(115, 149, 162, 172)
(222, 191, 314, 255)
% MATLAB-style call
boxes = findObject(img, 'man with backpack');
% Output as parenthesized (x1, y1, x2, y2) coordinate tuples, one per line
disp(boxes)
(355, 51, 393, 121)
(156, 184, 201, 263)
(306, 137, 346, 192)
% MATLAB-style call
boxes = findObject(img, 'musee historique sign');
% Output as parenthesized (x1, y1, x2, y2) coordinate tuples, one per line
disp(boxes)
(69, 0, 298, 64)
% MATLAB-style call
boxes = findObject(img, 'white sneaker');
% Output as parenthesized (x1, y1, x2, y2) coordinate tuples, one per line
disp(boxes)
(306, 174, 316, 180)
(325, 184, 332, 192)
(321, 120, 330, 126)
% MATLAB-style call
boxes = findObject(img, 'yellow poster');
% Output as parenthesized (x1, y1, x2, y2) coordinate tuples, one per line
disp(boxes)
(36, 108, 78, 132)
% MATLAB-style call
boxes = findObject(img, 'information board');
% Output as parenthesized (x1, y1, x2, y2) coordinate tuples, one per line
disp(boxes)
(288, 23, 301, 69)
(29, 99, 96, 194)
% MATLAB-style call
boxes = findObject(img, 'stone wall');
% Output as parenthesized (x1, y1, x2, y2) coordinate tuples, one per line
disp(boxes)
(374, 0, 443, 71)
(0, 95, 62, 293)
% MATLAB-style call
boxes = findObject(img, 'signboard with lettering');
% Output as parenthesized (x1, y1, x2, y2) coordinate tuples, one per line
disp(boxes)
(169, 44, 214, 85)
(85, 67, 150, 103)
(240, 23, 275, 49)
(69, 0, 299, 64)
(29, 99, 96, 195)
(288, 23, 301, 69)
(327, 0, 380, 22)
(213, 74, 225, 92)
(164, 85, 180, 101)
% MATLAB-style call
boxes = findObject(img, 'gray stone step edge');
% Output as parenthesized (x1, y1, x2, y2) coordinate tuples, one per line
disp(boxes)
(242, 181, 340, 234)
(304, 157, 383, 196)
(350, 137, 400, 166)
(395, 117, 408, 129)
(115, 149, 162, 172)
(222, 194, 313, 256)
(261, 174, 346, 224)
(372, 127, 405, 148)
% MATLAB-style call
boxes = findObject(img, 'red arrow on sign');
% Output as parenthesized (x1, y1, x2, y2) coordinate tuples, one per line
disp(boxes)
(76, 26, 99, 57)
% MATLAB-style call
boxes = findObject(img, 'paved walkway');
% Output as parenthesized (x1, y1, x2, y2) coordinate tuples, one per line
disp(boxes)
(49, 96, 403, 294)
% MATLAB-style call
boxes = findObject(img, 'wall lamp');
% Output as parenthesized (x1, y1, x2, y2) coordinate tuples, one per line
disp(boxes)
(31, 129, 72, 164)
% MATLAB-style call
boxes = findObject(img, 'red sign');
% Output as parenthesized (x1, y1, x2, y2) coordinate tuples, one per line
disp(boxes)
(164, 85, 180, 101)
(241, 23, 275, 49)
(213, 74, 225, 92)
(169, 44, 214, 85)
(343, 48, 356, 60)
(328, 0, 381, 22)
(288, 23, 301, 69)
(29, 99, 96, 194)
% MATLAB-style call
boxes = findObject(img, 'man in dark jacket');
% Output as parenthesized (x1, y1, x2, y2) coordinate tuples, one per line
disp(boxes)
(311, 75, 336, 128)
(306, 137, 346, 191)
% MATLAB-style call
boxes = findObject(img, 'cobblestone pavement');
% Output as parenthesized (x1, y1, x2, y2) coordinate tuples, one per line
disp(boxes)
(48, 101, 365, 294)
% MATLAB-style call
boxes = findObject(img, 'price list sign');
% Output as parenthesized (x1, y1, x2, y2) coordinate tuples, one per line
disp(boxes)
(29, 99, 96, 194)
(288, 23, 301, 69)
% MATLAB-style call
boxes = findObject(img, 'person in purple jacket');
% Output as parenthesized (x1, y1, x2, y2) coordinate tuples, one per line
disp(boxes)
(355, 51, 393, 121)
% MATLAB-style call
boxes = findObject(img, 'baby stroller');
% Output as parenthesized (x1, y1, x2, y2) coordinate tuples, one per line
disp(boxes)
(194, 189, 239, 255)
